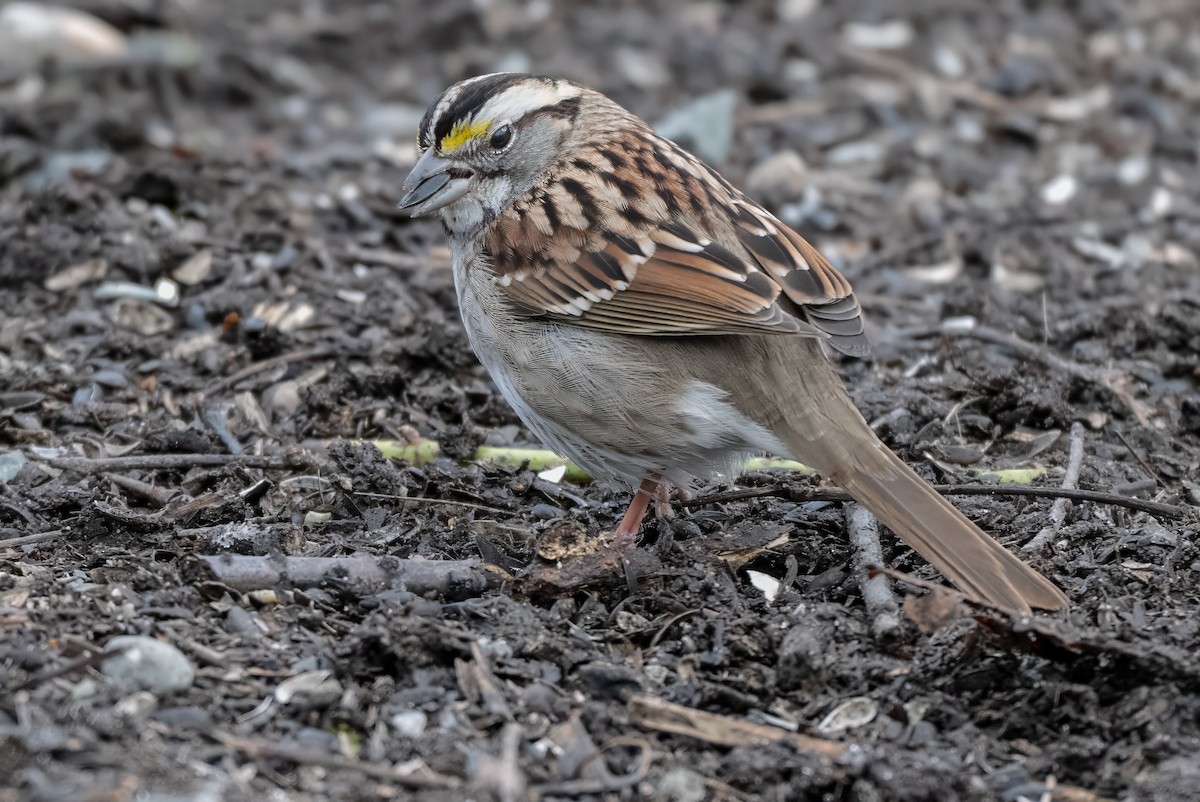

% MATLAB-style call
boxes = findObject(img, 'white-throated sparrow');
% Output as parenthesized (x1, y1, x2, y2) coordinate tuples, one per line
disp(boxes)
(399, 73, 1067, 613)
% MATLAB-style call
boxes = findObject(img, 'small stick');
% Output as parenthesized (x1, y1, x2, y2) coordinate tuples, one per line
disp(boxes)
(336, 245, 450, 271)
(46, 453, 310, 474)
(0, 529, 66, 549)
(209, 730, 460, 790)
(202, 347, 332, 396)
(193, 554, 501, 598)
(1024, 422, 1086, 553)
(103, 472, 180, 507)
(627, 693, 846, 760)
(846, 504, 900, 639)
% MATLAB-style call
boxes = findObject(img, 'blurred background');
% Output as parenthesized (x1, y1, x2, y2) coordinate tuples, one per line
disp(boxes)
(1, 2, 1198, 800)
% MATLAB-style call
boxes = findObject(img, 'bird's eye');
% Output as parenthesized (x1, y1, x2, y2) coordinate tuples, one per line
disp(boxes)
(489, 125, 513, 151)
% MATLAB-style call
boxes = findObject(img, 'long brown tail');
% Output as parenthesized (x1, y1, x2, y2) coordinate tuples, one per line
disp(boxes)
(737, 342, 1069, 613)
(815, 435, 1069, 613)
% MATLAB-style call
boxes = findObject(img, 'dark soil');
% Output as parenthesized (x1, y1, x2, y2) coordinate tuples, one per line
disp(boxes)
(2, 1, 1199, 800)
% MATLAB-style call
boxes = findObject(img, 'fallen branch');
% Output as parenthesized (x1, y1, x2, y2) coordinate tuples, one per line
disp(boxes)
(192, 554, 502, 598)
(209, 730, 460, 790)
(627, 693, 847, 760)
(44, 453, 311, 474)
(0, 529, 67, 549)
(202, 346, 332, 395)
(846, 505, 900, 639)
(1024, 422, 1085, 552)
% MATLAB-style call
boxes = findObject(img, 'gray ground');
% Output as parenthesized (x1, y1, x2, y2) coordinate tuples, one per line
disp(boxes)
(1, 1, 1198, 800)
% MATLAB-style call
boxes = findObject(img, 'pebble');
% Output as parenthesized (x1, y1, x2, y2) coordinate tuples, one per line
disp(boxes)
(614, 47, 669, 89)
(745, 150, 808, 206)
(530, 503, 565, 520)
(655, 89, 738, 166)
(390, 709, 428, 738)
(842, 20, 914, 50)
(824, 139, 884, 165)
(100, 636, 196, 695)
(153, 706, 213, 732)
(72, 384, 102, 405)
(90, 369, 128, 388)
(264, 380, 301, 417)
(657, 768, 707, 802)
(0, 2, 126, 64)
(25, 149, 113, 189)
(1040, 174, 1078, 205)
(0, 451, 26, 483)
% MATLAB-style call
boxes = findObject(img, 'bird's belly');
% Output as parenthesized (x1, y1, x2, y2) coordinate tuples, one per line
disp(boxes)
(456, 278, 787, 486)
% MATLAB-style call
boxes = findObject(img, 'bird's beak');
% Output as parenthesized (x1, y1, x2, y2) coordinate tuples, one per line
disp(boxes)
(398, 149, 473, 217)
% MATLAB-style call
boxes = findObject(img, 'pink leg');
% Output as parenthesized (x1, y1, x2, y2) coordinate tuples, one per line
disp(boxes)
(611, 476, 660, 548)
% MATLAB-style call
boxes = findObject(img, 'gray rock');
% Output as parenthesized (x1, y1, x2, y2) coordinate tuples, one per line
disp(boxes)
(101, 636, 195, 695)
(656, 90, 738, 166)
(0, 450, 26, 483)
(658, 767, 707, 802)
(745, 150, 808, 206)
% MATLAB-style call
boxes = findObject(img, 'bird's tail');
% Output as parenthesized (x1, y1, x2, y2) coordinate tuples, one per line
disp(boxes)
(747, 343, 1069, 613)
(810, 428, 1069, 613)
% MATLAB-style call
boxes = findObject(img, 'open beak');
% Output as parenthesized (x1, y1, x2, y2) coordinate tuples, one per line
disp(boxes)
(398, 149, 473, 217)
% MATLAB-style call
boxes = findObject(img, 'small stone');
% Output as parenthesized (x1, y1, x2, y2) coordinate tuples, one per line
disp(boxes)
(90, 369, 128, 388)
(932, 45, 966, 78)
(656, 90, 738, 166)
(0, 451, 26, 483)
(842, 20, 914, 50)
(1040, 174, 1078, 205)
(824, 139, 884, 165)
(101, 636, 195, 695)
(658, 768, 707, 802)
(0, 3, 127, 65)
(172, 249, 213, 286)
(615, 47, 669, 89)
(153, 706, 212, 732)
(745, 150, 808, 206)
(777, 0, 817, 22)
(530, 503, 565, 520)
(390, 709, 428, 738)
(264, 381, 301, 417)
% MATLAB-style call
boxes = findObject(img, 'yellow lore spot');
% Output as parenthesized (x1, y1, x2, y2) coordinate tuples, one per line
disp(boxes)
(440, 119, 491, 153)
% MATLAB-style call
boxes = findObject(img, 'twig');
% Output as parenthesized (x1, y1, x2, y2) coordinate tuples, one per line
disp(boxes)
(685, 483, 1188, 519)
(336, 245, 450, 271)
(208, 730, 460, 790)
(202, 347, 332, 395)
(532, 736, 652, 796)
(192, 554, 502, 598)
(468, 723, 525, 802)
(103, 472, 181, 507)
(7, 648, 123, 693)
(1024, 423, 1085, 553)
(627, 693, 846, 760)
(846, 505, 900, 639)
(0, 529, 66, 549)
(45, 453, 310, 474)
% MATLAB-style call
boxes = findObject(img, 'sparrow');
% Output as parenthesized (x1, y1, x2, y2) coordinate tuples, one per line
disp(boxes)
(398, 73, 1068, 614)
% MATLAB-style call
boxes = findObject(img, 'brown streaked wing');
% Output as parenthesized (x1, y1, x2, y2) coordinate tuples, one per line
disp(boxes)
(499, 218, 825, 337)
(731, 200, 869, 356)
